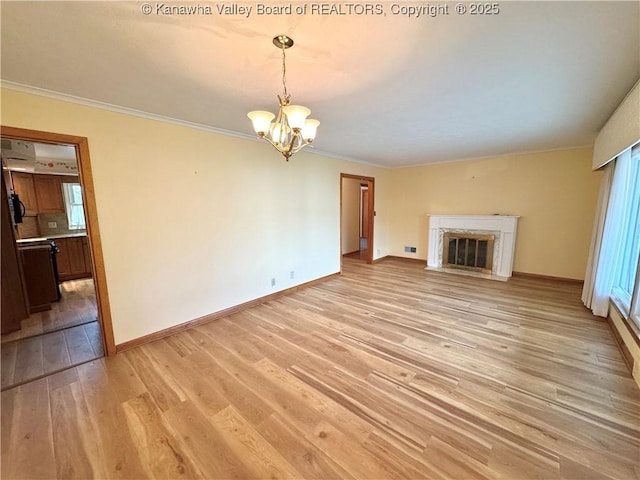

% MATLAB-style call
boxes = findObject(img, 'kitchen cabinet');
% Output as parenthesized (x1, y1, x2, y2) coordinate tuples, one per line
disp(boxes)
(67, 237, 86, 275)
(11, 172, 38, 216)
(34, 174, 64, 213)
(82, 237, 92, 273)
(55, 236, 92, 281)
(55, 238, 71, 277)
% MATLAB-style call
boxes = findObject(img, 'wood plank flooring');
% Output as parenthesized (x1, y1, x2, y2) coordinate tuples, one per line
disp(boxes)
(1, 279, 103, 390)
(2, 258, 639, 479)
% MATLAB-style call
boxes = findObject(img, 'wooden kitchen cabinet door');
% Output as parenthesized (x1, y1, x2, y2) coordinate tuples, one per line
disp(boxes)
(55, 238, 72, 277)
(56, 237, 90, 281)
(11, 172, 38, 216)
(67, 237, 86, 275)
(34, 174, 64, 213)
(82, 237, 92, 274)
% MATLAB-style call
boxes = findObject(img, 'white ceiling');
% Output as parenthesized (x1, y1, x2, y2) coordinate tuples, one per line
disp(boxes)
(1, 1, 638, 167)
(2, 141, 77, 174)
(34, 143, 76, 162)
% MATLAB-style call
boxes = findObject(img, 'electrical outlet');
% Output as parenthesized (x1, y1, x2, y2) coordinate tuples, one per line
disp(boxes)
(377, 249, 381, 256)
(290, 271, 295, 279)
(410, 247, 417, 253)
(48, 222, 57, 228)
(271, 278, 276, 287)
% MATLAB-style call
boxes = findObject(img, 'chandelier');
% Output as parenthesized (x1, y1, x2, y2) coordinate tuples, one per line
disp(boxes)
(247, 35, 320, 161)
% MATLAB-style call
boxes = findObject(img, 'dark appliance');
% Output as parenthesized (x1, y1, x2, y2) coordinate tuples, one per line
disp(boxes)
(19, 242, 59, 313)
(49, 240, 62, 300)
(17, 238, 61, 313)
(10, 193, 25, 224)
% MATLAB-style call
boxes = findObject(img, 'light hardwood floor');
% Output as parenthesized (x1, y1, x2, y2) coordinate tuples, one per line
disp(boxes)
(1, 279, 103, 391)
(2, 258, 639, 479)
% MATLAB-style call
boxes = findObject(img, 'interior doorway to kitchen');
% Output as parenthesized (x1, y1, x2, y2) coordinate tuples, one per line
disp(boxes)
(0, 126, 114, 391)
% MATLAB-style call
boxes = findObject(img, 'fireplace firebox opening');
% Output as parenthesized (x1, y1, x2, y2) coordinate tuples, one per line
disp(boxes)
(442, 232, 495, 273)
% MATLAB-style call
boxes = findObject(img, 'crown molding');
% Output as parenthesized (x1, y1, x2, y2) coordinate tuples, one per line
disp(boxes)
(0, 80, 385, 168)
(1, 80, 255, 141)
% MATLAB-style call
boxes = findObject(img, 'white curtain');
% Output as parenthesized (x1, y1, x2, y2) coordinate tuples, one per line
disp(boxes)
(582, 161, 614, 309)
(583, 148, 634, 317)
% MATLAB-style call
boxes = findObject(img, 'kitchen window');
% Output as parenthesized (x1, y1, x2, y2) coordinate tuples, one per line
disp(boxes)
(62, 182, 86, 230)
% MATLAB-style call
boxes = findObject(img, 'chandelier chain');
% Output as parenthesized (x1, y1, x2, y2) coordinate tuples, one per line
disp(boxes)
(281, 45, 288, 98)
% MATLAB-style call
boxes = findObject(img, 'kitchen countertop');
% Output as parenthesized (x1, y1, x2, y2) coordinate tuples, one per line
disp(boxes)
(17, 243, 54, 250)
(16, 232, 87, 244)
(46, 233, 87, 240)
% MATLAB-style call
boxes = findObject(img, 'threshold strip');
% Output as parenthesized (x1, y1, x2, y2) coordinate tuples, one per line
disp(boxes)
(1, 354, 103, 392)
(1, 318, 99, 346)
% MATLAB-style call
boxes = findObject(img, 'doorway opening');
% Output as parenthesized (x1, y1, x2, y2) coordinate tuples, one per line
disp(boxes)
(1, 126, 114, 390)
(359, 183, 369, 254)
(341, 173, 375, 265)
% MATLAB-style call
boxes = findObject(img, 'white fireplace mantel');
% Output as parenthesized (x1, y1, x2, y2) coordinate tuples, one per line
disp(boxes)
(427, 215, 520, 278)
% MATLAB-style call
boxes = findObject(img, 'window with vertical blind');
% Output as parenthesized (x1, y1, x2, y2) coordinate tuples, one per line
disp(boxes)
(62, 182, 86, 230)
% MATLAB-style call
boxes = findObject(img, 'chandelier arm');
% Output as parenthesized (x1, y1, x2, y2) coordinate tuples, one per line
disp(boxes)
(285, 134, 306, 156)
(262, 136, 292, 160)
(290, 140, 313, 156)
(287, 133, 299, 155)
(261, 126, 311, 160)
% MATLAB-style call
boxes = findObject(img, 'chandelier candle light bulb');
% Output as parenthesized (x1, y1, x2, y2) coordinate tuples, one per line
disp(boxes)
(248, 35, 319, 161)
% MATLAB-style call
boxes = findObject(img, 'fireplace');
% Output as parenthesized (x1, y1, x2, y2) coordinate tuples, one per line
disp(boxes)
(443, 232, 495, 273)
(427, 215, 519, 279)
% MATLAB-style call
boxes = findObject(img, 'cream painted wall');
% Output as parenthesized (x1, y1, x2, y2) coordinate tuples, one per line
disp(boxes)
(1, 88, 390, 345)
(341, 177, 361, 254)
(388, 148, 602, 279)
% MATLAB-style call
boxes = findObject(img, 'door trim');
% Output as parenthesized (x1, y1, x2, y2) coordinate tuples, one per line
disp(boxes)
(340, 173, 375, 265)
(1, 125, 116, 356)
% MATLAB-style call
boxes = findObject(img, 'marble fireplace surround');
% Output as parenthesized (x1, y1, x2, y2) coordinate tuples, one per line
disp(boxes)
(427, 215, 520, 279)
